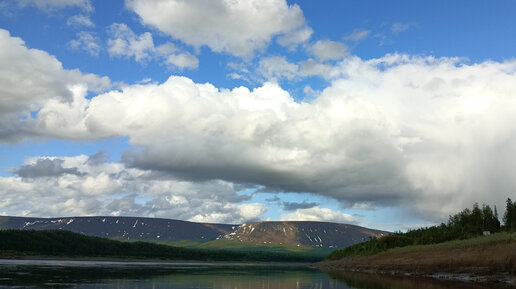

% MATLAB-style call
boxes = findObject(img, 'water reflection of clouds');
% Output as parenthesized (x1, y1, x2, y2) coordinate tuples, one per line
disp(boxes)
(0, 260, 503, 289)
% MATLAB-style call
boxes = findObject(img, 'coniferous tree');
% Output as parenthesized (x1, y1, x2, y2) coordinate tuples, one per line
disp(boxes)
(504, 198, 516, 231)
(481, 204, 500, 233)
(470, 203, 483, 235)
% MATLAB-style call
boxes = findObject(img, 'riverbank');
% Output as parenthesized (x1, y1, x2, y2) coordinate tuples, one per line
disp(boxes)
(316, 232, 516, 285)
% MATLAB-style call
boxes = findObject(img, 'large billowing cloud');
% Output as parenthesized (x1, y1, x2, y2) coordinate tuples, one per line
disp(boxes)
(0, 29, 110, 142)
(2, 28, 516, 222)
(85, 76, 409, 207)
(125, 0, 309, 57)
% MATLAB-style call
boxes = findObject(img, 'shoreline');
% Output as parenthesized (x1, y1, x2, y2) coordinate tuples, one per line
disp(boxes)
(315, 264, 516, 286)
(0, 256, 313, 267)
(323, 270, 515, 289)
(314, 234, 516, 286)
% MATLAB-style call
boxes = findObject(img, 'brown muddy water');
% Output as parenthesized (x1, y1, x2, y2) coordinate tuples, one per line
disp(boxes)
(0, 259, 513, 288)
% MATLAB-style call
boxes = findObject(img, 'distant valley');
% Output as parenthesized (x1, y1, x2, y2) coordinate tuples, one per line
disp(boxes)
(0, 216, 388, 253)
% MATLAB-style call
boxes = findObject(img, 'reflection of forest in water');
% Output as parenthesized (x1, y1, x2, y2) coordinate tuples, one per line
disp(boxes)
(0, 262, 347, 289)
(0, 260, 513, 289)
(326, 271, 514, 289)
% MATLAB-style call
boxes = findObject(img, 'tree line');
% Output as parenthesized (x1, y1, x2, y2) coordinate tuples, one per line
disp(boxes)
(0, 229, 321, 262)
(327, 198, 516, 260)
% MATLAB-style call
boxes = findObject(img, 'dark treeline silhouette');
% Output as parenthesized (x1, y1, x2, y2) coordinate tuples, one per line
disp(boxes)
(0, 230, 321, 262)
(504, 198, 516, 231)
(327, 198, 516, 260)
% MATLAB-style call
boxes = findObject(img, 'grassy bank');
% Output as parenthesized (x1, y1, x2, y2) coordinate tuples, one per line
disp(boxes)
(318, 232, 516, 277)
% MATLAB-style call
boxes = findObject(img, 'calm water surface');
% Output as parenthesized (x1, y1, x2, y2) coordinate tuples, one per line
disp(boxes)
(0, 259, 509, 289)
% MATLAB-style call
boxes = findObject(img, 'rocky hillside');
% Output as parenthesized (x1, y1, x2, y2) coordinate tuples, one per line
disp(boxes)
(223, 221, 387, 248)
(0, 216, 388, 249)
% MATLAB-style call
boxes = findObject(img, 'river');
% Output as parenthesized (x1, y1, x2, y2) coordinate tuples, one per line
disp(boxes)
(0, 259, 510, 288)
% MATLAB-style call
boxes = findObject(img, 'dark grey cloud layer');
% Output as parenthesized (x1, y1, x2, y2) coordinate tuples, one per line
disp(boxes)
(13, 158, 84, 178)
(282, 201, 318, 211)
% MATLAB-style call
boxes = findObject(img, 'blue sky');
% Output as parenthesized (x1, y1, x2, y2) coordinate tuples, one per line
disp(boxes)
(1, 0, 516, 231)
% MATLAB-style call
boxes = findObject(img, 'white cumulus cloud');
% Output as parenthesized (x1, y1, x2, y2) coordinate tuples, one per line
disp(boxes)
(107, 23, 198, 69)
(190, 203, 267, 224)
(256, 56, 340, 81)
(69, 31, 101, 56)
(0, 154, 260, 223)
(342, 29, 370, 42)
(164, 52, 199, 70)
(67, 14, 95, 28)
(308, 40, 348, 62)
(126, 0, 308, 57)
(107, 23, 154, 62)
(277, 26, 313, 49)
(0, 29, 110, 141)
(258, 56, 300, 81)
(280, 207, 358, 224)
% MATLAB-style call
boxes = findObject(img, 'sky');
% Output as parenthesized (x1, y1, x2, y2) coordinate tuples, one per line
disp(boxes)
(1, 0, 516, 231)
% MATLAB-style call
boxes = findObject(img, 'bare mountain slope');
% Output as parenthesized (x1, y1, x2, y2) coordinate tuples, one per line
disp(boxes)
(0, 216, 388, 249)
(223, 221, 387, 248)
(0, 216, 235, 243)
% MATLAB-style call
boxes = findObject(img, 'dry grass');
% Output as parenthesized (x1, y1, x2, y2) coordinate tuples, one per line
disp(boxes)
(319, 232, 516, 276)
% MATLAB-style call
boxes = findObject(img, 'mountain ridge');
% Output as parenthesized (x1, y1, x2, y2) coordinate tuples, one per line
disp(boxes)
(0, 215, 388, 250)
